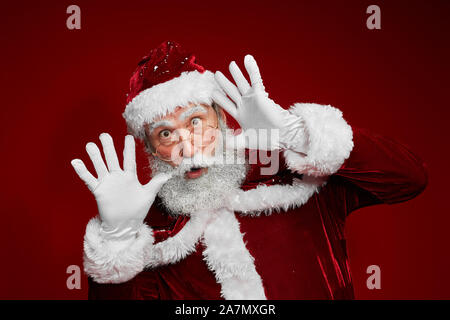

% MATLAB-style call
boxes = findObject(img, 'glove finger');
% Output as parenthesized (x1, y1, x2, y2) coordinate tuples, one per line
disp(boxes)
(229, 61, 251, 95)
(215, 71, 242, 105)
(99, 133, 121, 172)
(123, 135, 136, 173)
(86, 142, 109, 178)
(71, 159, 98, 191)
(244, 55, 265, 92)
(145, 172, 173, 194)
(212, 90, 238, 120)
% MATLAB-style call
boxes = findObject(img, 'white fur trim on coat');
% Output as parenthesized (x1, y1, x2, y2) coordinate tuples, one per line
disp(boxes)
(83, 212, 211, 284)
(227, 175, 325, 215)
(83, 217, 154, 284)
(123, 70, 220, 139)
(283, 103, 354, 177)
(202, 208, 267, 299)
(144, 210, 211, 268)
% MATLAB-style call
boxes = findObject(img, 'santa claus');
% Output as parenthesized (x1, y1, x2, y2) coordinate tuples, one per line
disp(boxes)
(71, 41, 427, 300)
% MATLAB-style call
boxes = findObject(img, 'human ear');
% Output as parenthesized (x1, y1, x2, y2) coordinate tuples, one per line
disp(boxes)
(218, 107, 227, 122)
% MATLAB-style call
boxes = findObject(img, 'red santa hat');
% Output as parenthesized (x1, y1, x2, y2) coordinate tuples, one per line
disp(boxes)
(123, 41, 220, 139)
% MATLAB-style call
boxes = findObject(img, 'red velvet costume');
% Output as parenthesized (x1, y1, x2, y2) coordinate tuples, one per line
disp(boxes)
(82, 41, 427, 300)
(86, 127, 427, 300)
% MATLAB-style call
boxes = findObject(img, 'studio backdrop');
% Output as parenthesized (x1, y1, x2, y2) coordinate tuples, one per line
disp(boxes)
(0, 0, 448, 299)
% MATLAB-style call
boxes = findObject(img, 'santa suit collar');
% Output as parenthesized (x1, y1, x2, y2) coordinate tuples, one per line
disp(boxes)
(143, 160, 325, 299)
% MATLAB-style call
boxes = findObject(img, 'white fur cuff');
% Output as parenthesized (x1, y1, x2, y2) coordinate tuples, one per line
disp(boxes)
(283, 103, 354, 176)
(83, 217, 154, 284)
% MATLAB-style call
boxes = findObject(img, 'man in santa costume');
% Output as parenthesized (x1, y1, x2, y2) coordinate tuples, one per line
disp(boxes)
(71, 41, 427, 299)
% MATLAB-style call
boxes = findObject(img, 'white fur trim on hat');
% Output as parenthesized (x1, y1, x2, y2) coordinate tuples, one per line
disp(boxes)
(123, 70, 220, 139)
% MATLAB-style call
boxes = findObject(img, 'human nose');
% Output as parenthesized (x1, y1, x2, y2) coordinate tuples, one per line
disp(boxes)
(177, 129, 198, 158)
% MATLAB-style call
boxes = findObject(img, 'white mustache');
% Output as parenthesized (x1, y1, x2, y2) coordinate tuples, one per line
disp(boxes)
(166, 153, 220, 177)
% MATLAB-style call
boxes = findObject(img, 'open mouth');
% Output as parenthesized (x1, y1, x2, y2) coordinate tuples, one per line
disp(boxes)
(185, 166, 207, 179)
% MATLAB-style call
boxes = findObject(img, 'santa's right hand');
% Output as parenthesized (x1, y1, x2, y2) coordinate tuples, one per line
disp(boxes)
(71, 133, 172, 239)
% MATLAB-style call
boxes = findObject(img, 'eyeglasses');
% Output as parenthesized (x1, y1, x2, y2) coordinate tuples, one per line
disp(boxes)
(152, 118, 219, 162)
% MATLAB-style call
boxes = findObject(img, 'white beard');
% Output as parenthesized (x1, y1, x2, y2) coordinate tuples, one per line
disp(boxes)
(149, 125, 248, 216)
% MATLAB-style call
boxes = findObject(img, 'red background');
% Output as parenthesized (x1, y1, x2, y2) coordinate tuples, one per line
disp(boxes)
(0, 0, 448, 299)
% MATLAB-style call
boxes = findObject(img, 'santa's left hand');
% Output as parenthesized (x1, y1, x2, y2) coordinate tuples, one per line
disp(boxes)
(213, 55, 308, 153)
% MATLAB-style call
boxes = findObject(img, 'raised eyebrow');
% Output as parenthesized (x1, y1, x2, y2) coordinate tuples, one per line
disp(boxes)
(149, 120, 175, 134)
(179, 105, 207, 121)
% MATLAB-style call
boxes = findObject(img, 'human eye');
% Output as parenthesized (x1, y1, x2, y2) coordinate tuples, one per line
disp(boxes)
(159, 129, 172, 139)
(190, 117, 202, 127)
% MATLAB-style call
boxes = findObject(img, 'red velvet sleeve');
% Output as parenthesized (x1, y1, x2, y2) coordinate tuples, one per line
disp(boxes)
(331, 127, 428, 215)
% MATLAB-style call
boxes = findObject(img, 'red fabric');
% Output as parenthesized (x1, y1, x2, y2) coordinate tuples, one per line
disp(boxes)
(126, 41, 206, 104)
(88, 127, 427, 300)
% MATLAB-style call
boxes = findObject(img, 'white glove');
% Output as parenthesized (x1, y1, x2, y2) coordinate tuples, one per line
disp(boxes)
(213, 55, 308, 153)
(71, 133, 171, 240)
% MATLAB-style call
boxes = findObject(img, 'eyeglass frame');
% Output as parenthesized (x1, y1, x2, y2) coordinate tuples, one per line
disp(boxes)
(145, 104, 221, 162)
